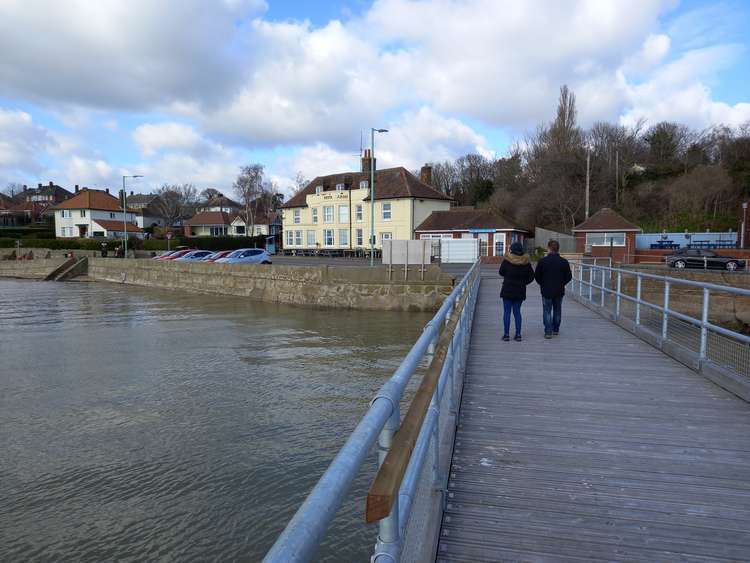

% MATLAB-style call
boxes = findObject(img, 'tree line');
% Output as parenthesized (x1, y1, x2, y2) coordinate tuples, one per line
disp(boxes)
(428, 85, 750, 233)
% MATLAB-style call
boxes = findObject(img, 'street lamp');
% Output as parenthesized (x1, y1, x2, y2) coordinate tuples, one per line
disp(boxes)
(370, 128, 388, 266)
(742, 201, 748, 249)
(122, 175, 143, 258)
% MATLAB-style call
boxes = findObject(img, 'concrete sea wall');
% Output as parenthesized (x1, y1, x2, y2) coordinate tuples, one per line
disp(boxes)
(0, 258, 68, 279)
(87, 258, 454, 311)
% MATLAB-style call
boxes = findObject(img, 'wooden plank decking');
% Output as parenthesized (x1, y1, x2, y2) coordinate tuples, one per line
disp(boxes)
(437, 272, 750, 562)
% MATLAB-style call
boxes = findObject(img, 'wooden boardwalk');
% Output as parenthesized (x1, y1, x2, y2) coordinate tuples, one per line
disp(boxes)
(437, 273, 750, 562)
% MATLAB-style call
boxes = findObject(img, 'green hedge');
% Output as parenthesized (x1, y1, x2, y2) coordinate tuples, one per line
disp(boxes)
(0, 237, 137, 250)
(0, 227, 55, 239)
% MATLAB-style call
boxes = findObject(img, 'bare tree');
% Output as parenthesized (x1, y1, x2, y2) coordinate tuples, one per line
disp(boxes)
(234, 164, 265, 235)
(199, 187, 222, 202)
(156, 183, 197, 228)
(2, 182, 23, 198)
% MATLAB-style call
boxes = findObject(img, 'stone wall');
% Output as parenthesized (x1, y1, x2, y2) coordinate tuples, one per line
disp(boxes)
(0, 258, 68, 279)
(87, 258, 454, 311)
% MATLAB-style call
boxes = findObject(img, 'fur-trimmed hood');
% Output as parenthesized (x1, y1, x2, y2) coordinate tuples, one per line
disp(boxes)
(504, 252, 530, 266)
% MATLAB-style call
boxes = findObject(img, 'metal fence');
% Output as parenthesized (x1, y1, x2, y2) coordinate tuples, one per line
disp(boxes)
(569, 261, 750, 381)
(264, 261, 481, 562)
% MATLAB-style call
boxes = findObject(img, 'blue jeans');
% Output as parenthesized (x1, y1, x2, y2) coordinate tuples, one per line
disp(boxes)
(502, 298, 522, 337)
(542, 296, 563, 335)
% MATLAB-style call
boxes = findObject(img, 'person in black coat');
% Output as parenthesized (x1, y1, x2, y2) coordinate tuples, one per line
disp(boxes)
(534, 239, 573, 338)
(499, 241, 535, 341)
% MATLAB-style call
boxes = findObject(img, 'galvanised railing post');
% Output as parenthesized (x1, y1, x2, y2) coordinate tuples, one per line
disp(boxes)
(600, 267, 606, 307)
(662, 281, 670, 342)
(430, 388, 441, 488)
(588, 265, 593, 302)
(374, 407, 401, 558)
(578, 264, 583, 296)
(700, 288, 710, 360)
(635, 276, 642, 326)
(615, 271, 622, 319)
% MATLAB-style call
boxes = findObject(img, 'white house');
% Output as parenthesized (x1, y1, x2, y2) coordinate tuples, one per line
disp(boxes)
(53, 188, 144, 239)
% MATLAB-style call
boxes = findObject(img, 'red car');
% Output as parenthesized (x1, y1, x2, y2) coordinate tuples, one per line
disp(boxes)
(162, 249, 196, 260)
(205, 250, 234, 262)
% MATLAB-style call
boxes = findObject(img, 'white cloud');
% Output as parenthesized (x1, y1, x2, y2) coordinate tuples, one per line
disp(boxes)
(0, 108, 57, 178)
(133, 123, 205, 157)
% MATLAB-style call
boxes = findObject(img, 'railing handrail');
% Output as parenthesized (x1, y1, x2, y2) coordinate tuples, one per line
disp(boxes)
(570, 260, 750, 297)
(264, 261, 481, 562)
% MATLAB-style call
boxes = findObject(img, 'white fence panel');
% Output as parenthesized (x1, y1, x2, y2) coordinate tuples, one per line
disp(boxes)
(440, 239, 479, 263)
(382, 240, 432, 265)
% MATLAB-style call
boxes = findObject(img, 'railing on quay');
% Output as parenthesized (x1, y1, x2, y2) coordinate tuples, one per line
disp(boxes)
(264, 261, 481, 562)
(569, 260, 750, 386)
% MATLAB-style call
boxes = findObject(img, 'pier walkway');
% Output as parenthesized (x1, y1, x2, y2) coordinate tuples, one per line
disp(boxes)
(437, 272, 750, 562)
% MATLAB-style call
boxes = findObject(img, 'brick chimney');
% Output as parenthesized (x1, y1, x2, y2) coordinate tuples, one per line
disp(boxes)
(420, 164, 433, 186)
(38, 183, 42, 188)
(49, 181, 53, 187)
(361, 148, 375, 173)
(105, 188, 109, 194)
(75, 185, 79, 193)
(130, 191, 134, 196)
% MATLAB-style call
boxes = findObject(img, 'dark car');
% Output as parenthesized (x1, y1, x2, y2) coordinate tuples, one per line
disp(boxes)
(665, 249, 746, 271)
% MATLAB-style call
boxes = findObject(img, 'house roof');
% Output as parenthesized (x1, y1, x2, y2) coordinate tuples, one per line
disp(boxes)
(53, 188, 123, 212)
(200, 194, 241, 210)
(0, 193, 14, 208)
(231, 211, 282, 226)
(283, 167, 450, 208)
(415, 208, 529, 233)
(572, 208, 641, 232)
(126, 193, 160, 208)
(92, 219, 143, 233)
(184, 211, 237, 226)
(15, 183, 73, 202)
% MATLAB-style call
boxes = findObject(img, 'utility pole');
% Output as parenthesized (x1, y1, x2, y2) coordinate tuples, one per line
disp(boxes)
(370, 128, 388, 267)
(585, 147, 591, 219)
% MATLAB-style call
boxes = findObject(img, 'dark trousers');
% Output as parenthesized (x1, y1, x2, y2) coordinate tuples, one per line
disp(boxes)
(542, 296, 563, 334)
(502, 298, 522, 337)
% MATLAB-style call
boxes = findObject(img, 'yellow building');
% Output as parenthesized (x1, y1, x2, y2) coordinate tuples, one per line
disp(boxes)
(281, 152, 451, 251)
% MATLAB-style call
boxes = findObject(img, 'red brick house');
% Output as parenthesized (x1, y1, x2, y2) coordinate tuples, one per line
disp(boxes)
(415, 207, 529, 262)
(572, 208, 641, 264)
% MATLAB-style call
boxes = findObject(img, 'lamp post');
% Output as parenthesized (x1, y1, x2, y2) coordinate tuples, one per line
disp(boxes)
(585, 144, 591, 219)
(122, 175, 143, 258)
(370, 128, 388, 267)
(742, 201, 748, 249)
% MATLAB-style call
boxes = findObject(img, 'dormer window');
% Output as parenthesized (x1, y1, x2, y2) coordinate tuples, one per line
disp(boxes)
(315, 185, 322, 195)
(359, 180, 368, 189)
(335, 183, 344, 192)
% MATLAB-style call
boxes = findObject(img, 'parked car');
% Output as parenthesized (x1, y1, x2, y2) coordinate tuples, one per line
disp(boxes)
(203, 250, 234, 262)
(153, 250, 177, 260)
(666, 249, 746, 271)
(175, 250, 215, 262)
(162, 249, 196, 261)
(216, 248, 272, 264)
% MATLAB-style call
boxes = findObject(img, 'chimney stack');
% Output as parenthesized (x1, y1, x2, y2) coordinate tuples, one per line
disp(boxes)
(75, 185, 79, 193)
(420, 164, 433, 186)
(130, 191, 134, 196)
(361, 148, 375, 173)
(49, 181, 53, 187)
(105, 188, 109, 194)
(38, 183, 42, 188)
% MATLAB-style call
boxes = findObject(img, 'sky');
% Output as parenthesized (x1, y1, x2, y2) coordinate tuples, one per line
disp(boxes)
(1, 0, 749, 197)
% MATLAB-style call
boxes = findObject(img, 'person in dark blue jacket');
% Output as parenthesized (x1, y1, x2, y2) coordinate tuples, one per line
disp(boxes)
(498, 242, 535, 342)
(534, 239, 573, 338)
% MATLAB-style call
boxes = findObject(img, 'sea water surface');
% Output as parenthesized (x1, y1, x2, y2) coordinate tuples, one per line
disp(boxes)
(0, 279, 431, 562)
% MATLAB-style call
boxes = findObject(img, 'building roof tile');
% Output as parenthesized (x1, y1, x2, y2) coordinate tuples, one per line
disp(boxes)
(184, 211, 237, 226)
(53, 188, 123, 212)
(572, 208, 641, 232)
(92, 219, 143, 233)
(415, 208, 529, 232)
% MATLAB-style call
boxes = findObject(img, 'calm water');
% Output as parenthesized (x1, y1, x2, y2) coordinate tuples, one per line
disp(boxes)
(0, 279, 431, 562)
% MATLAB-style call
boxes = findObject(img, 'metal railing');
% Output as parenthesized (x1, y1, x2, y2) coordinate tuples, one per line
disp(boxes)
(264, 261, 481, 562)
(570, 261, 750, 380)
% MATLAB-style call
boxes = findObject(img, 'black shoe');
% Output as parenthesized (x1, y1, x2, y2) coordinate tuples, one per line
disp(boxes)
(552, 331, 559, 336)
(502, 335, 510, 342)
(544, 333, 553, 339)
(514, 335, 522, 342)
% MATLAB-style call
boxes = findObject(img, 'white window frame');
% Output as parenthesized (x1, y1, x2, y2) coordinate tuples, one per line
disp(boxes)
(294, 230, 303, 246)
(586, 232, 626, 250)
(307, 230, 316, 246)
(382, 202, 392, 221)
(323, 206, 334, 223)
(323, 229, 334, 246)
(355, 204, 363, 222)
(380, 232, 392, 242)
(359, 180, 368, 189)
(293, 209, 301, 224)
(109, 212, 116, 219)
(356, 228, 363, 246)
(312, 207, 318, 224)
(315, 185, 322, 195)
(339, 228, 348, 246)
(80, 209, 87, 217)
(338, 205, 348, 224)
(336, 183, 344, 192)
(286, 230, 293, 246)
(494, 235, 505, 257)
(61, 210, 71, 218)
